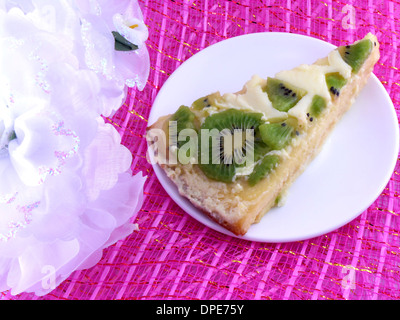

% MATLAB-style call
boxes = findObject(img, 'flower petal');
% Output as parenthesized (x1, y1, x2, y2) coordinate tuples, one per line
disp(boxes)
(82, 119, 132, 201)
(9, 108, 80, 186)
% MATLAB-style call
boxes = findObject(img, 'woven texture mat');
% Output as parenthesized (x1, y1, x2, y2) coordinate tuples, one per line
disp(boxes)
(7, 0, 400, 300)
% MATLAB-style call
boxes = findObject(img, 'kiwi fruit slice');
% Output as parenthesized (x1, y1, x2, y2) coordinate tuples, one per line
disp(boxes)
(170, 105, 197, 148)
(201, 108, 263, 133)
(309, 95, 326, 118)
(325, 72, 347, 97)
(198, 142, 236, 183)
(198, 108, 264, 183)
(248, 154, 280, 186)
(264, 77, 307, 112)
(339, 39, 373, 73)
(253, 140, 271, 162)
(171, 105, 196, 131)
(259, 121, 294, 150)
(192, 96, 211, 110)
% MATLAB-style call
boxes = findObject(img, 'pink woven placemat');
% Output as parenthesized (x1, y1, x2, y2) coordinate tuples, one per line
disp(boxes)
(4, 0, 400, 300)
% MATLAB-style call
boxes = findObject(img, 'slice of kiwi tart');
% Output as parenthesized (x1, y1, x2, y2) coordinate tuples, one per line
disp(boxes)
(147, 33, 379, 236)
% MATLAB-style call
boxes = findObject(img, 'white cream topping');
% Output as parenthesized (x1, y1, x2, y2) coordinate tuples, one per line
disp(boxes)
(276, 49, 352, 125)
(213, 49, 353, 126)
(326, 50, 352, 79)
(288, 93, 314, 127)
(217, 75, 287, 121)
(275, 64, 331, 101)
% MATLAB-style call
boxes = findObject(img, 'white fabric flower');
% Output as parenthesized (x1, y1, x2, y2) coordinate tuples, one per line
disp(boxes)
(113, 14, 149, 50)
(0, 0, 149, 296)
(77, 0, 150, 95)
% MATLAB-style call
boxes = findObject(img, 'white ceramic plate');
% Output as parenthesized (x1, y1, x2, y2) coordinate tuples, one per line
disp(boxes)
(147, 32, 399, 243)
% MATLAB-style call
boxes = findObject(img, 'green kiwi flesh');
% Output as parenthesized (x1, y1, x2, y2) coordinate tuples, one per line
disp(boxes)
(192, 96, 211, 110)
(339, 39, 373, 73)
(171, 105, 196, 132)
(264, 77, 307, 112)
(201, 108, 263, 132)
(170, 105, 197, 148)
(253, 140, 271, 162)
(198, 109, 265, 183)
(309, 95, 326, 118)
(325, 72, 347, 97)
(197, 152, 236, 183)
(248, 154, 280, 186)
(259, 121, 294, 150)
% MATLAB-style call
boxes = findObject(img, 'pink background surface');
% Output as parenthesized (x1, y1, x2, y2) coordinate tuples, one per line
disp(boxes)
(4, 0, 400, 300)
